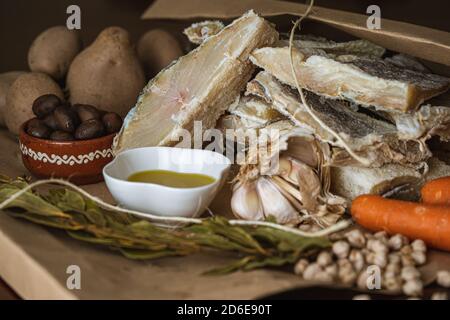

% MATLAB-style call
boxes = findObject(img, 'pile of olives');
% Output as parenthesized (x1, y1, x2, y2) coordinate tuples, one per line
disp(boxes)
(27, 94, 123, 141)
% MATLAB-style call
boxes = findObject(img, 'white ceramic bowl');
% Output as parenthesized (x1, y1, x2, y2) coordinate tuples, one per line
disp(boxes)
(103, 147, 231, 218)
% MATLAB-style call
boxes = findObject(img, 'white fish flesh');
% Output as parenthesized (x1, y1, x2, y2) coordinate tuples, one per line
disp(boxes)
(114, 11, 278, 153)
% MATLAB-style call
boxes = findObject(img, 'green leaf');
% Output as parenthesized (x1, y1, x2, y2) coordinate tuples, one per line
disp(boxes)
(83, 198, 107, 227)
(242, 255, 298, 271)
(200, 217, 268, 255)
(0, 186, 69, 218)
(203, 256, 256, 275)
(68, 230, 118, 245)
(7, 211, 82, 230)
(55, 189, 86, 212)
(119, 248, 180, 260)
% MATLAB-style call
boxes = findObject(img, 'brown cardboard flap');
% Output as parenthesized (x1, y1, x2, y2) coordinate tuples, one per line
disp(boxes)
(142, 0, 450, 67)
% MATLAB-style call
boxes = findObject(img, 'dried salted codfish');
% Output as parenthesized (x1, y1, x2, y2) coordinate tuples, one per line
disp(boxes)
(331, 157, 450, 201)
(228, 95, 283, 126)
(394, 105, 450, 141)
(384, 54, 430, 73)
(278, 35, 385, 58)
(216, 114, 263, 132)
(250, 47, 450, 112)
(393, 91, 450, 141)
(246, 71, 431, 167)
(184, 20, 225, 45)
(113, 11, 278, 153)
(331, 163, 423, 201)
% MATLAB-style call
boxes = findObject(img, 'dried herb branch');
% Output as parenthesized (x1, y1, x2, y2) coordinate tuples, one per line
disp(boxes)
(0, 175, 330, 274)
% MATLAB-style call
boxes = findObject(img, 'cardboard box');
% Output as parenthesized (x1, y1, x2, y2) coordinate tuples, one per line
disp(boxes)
(143, 0, 450, 70)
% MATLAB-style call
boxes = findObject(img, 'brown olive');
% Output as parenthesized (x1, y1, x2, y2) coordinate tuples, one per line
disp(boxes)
(74, 104, 101, 122)
(75, 119, 105, 140)
(42, 113, 59, 130)
(50, 131, 74, 141)
(26, 119, 51, 139)
(102, 112, 123, 134)
(32, 94, 61, 119)
(54, 106, 79, 132)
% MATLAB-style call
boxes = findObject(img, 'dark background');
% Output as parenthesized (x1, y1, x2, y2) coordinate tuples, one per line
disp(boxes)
(0, 0, 450, 73)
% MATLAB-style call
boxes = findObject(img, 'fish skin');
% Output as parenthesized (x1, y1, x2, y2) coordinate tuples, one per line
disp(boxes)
(277, 36, 386, 58)
(113, 11, 278, 154)
(250, 47, 450, 113)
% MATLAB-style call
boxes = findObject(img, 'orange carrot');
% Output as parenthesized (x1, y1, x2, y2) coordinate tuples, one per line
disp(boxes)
(351, 195, 450, 252)
(421, 176, 450, 206)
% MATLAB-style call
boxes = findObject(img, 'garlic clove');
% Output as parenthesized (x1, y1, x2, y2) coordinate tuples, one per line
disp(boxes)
(256, 177, 300, 224)
(291, 158, 321, 211)
(231, 181, 265, 221)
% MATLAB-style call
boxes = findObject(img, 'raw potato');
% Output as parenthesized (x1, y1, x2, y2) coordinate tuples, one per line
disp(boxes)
(0, 71, 26, 127)
(5, 73, 63, 135)
(67, 27, 146, 118)
(28, 26, 82, 80)
(137, 29, 183, 77)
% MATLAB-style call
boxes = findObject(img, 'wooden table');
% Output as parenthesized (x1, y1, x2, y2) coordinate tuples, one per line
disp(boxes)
(0, 278, 19, 300)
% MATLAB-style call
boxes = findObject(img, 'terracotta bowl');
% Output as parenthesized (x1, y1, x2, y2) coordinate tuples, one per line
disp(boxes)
(19, 119, 116, 185)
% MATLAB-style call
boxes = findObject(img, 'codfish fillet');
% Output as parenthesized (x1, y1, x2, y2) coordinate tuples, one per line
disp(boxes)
(250, 47, 450, 112)
(278, 35, 386, 58)
(394, 105, 450, 141)
(184, 20, 224, 45)
(228, 95, 283, 126)
(114, 11, 278, 153)
(331, 158, 450, 201)
(331, 163, 422, 201)
(246, 71, 431, 167)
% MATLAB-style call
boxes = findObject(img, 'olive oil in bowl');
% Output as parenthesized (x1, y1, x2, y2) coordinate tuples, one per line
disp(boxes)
(127, 170, 216, 188)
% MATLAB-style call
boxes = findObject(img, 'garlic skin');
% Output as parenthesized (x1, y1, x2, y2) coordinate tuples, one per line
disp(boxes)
(231, 181, 265, 221)
(256, 177, 300, 224)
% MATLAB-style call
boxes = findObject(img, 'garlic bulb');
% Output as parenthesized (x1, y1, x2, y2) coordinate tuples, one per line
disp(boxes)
(231, 181, 264, 221)
(231, 121, 347, 228)
(256, 177, 300, 224)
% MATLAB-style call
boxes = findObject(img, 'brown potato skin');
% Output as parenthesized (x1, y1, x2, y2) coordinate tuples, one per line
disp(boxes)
(5, 73, 64, 135)
(67, 27, 146, 118)
(137, 29, 183, 78)
(28, 26, 82, 80)
(0, 71, 26, 127)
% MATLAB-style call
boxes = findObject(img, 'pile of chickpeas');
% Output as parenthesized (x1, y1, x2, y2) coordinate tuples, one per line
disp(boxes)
(294, 229, 450, 299)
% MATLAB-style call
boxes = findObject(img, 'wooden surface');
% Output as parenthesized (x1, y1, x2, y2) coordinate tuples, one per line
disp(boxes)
(0, 278, 19, 300)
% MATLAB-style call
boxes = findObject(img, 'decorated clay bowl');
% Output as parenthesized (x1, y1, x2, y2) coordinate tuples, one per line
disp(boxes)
(19, 119, 115, 185)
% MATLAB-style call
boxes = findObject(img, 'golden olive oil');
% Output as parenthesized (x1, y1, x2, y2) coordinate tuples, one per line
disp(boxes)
(127, 170, 215, 188)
